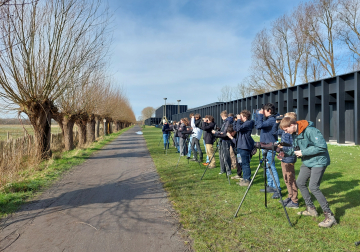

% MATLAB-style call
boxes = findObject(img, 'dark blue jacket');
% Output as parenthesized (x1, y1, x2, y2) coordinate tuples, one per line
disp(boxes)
(214, 117, 233, 137)
(273, 123, 296, 163)
(255, 113, 278, 143)
(234, 119, 255, 151)
(162, 124, 170, 134)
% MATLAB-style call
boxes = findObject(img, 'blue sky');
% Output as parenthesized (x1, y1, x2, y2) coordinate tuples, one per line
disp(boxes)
(107, 0, 310, 120)
(0, 0, 309, 119)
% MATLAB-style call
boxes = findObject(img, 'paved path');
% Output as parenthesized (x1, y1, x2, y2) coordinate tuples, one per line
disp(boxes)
(0, 126, 189, 252)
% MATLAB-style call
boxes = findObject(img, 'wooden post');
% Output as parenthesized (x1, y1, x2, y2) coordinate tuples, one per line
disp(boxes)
(7, 131, 9, 141)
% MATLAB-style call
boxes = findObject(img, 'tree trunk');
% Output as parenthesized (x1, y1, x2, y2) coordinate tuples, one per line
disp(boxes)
(95, 116, 100, 138)
(76, 120, 87, 146)
(25, 101, 52, 159)
(86, 117, 96, 144)
(115, 121, 119, 131)
(63, 117, 75, 150)
(109, 122, 113, 134)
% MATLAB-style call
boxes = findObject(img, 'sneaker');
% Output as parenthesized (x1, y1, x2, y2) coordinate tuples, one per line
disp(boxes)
(208, 164, 215, 169)
(279, 198, 291, 206)
(186, 156, 191, 159)
(286, 201, 299, 209)
(219, 171, 225, 174)
(227, 172, 232, 176)
(190, 158, 198, 162)
(272, 191, 281, 199)
(180, 154, 184, 156)
(297, 206, 318, 217)
(202, 162, 209, 166)
(318, 212, 337, 228)
(260, 186, 277, 193)
(237, 179, 250, 186)
(231, 175, 242, 180)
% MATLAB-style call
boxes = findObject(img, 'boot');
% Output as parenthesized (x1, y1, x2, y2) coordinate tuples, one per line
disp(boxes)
(318, 212, 337, 228)
(297, 206, 318, 217)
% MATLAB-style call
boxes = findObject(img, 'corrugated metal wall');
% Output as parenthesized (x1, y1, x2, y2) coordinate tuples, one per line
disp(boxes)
(171, 71, 360, 145)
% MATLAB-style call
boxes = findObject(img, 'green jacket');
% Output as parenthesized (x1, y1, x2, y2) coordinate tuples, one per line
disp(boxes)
(284, 120, 330, 167)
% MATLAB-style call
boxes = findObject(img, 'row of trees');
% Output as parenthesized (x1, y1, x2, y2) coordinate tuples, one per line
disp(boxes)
(217, 0, 360, 101)
(0, 0, 135, 159)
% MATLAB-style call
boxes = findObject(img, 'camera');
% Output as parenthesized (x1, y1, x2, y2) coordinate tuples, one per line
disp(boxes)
(276, 116, 284, 121)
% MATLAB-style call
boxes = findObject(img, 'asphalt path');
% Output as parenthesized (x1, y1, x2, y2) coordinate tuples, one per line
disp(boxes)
(0, 126, 189, 252)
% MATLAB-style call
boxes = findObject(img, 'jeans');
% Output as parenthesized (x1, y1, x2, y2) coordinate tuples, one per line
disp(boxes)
(203, 139, 209, 163)
(163, 134, 169, 149)
(263, 150, 281, 190)
(179, 138, 187, 155)
(296, 165, 331, 213)
(187, 136, 197, 157)
(175, 137, 180, 152)
(238, 148, 251, 181)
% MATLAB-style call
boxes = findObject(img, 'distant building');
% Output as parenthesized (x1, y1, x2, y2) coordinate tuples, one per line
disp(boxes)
(144, 104, 187, 125)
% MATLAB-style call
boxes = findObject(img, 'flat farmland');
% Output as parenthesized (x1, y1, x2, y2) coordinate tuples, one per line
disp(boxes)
(0, 124, 61, 141)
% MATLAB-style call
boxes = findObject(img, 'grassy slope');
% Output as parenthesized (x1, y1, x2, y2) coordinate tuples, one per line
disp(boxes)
(0, 126, 132, 218)
(143, 126, 360, 252)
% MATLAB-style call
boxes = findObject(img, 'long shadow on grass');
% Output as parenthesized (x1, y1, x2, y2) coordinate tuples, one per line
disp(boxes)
(320, 173, 360, 223)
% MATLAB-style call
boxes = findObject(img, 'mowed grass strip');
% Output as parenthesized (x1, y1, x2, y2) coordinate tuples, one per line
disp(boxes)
(0, 126, 133, 218)
(143, 126, 360, 252)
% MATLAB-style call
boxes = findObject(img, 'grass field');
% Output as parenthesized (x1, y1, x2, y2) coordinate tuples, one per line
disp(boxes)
(143, 126, 360, 252)
(0, 124, 61, 141)
(0, 126, 132, 218)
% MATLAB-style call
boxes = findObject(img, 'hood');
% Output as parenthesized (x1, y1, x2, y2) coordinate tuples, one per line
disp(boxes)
(297, 120, 311, 135)
(225, 116, 234, 124)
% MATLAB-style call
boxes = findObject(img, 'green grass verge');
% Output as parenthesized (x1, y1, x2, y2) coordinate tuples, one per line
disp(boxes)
(0, 126, 132, 218)
(143, 126, 360, 252)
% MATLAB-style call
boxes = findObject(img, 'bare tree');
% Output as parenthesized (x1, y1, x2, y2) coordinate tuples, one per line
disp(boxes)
(0, 0, 109, 158)
(141, 107, 155, 120)
(233, 80, 253, 99)
(337, 0, 360, 70)
(217, 85, 233, 102)
(304, 0, 339, 77)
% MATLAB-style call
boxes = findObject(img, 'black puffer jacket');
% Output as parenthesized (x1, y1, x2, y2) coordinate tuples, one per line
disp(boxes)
(201, 122, 215, 144)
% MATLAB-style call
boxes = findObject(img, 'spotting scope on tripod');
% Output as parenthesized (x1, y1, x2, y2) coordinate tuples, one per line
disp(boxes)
(234, 141, 293, 227)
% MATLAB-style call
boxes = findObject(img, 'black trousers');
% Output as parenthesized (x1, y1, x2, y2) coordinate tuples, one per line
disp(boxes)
(191, 137, 203, 161)
(219, 140, 232, 173)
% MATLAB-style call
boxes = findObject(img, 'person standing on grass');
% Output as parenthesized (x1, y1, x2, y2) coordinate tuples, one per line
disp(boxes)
(255, 103, 281, 199)
(273, 112, 299, 208)
(190, 114, 203, 162)
(212, 110, 233, 176)
(178, 118, 189, 156)
(229, 110, 255, 186)
(201, 115, 216, 168)
(279, 117, 336, 228)
(228, 113, 237, 170)
(173, 121, 180, 153)
(162, 120, 170, 150)
(186, 113, 197, 160)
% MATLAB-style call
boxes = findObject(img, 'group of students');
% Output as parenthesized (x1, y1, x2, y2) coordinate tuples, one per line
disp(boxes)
(161, 102, 336, 228)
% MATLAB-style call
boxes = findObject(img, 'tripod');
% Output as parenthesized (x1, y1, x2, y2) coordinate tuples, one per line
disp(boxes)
(233, 146, 292, 227)
(200, 139, 231, 185)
